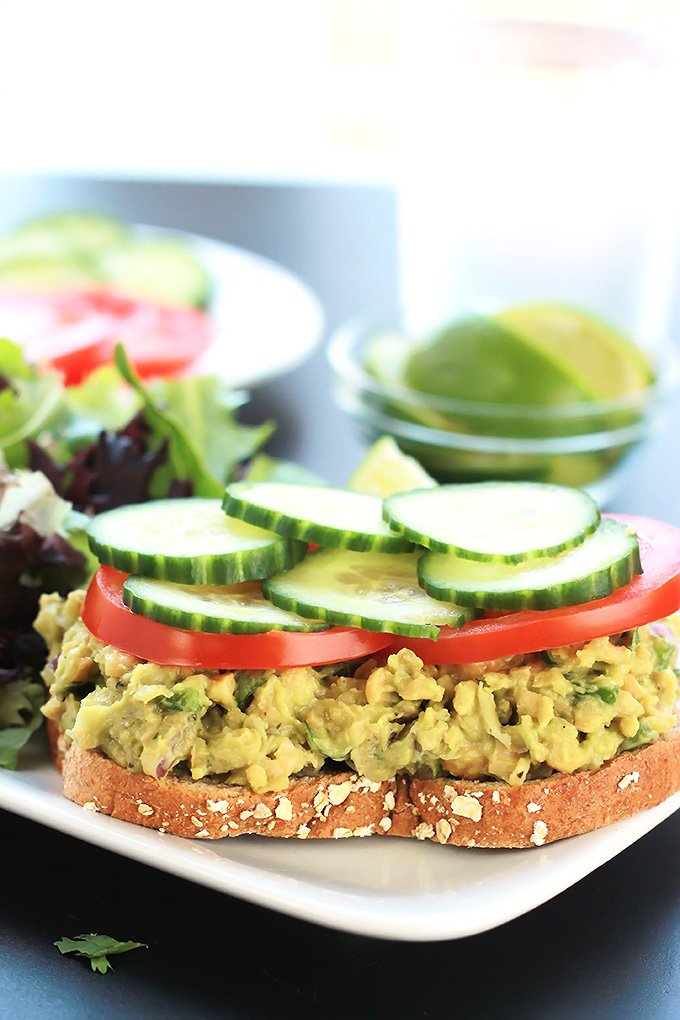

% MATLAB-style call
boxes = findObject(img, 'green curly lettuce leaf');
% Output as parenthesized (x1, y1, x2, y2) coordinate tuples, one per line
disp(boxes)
(0, 340, 63, 466)
(0, 340, 275, 501)
(114, 344, 274, 496)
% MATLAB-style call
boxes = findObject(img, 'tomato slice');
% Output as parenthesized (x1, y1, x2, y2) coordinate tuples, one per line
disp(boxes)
(0, 288, 215, 385)
(82, 567, 394, 670)
(386, 515, 680, 664)
(81, 516, 680, 670)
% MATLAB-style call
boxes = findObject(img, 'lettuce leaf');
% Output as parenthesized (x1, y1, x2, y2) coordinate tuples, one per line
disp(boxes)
(40, 365, 142, 461)
(0, 339, 274, 505)
(113, 346, 224, 497)
(152, 374, 275, 485)
(0, 340, 63, 467)
(0, 461, 90, 767)
(0, 679, 44, 769)
(114, 344, 274, 496)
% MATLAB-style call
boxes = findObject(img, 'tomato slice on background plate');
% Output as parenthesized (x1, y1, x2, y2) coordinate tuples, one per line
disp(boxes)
(0, 288, 215, 385)
(82, 567, 394, 670)
(389, 515, 680, 664)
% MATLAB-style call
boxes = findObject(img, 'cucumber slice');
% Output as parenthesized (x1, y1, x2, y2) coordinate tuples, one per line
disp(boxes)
(123, 577, 325, 634)
(5, 213, 129, 258)
(87, 498, 306, 584)
(0, 257, 100, 291)
(97, 239, 211, 308)
(262, 549, 475, 638)
(418, 518, 641, 610)
(223, 482, 413, 553)
(384, 482, 599, 562)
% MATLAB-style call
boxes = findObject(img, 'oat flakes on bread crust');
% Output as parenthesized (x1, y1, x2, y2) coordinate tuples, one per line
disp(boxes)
(59, 742, 400, 839)
(48, 720, 680, 846)
(407, 727, 680, 847)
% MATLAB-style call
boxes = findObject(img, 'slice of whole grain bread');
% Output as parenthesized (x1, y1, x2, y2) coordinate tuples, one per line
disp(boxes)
(47, 720, 680, 847)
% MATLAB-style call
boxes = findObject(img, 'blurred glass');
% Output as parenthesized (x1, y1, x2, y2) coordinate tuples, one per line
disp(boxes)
(397, 17, 680, 344)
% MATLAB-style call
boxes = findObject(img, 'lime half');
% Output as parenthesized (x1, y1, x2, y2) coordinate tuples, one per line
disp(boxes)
(405, 305, 653, 408)
(494, 303, 654, 401)
(406, 314, 587, 405)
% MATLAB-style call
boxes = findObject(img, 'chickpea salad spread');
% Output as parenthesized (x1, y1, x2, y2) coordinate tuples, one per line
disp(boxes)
(37, 590, 679, 795)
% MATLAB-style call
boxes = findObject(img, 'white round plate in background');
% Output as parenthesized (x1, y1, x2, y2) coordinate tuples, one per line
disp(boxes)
(138, 225, 326, 388)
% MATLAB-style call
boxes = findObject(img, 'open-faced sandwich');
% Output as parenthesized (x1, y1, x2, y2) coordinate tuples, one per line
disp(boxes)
(36, 480, 680, 847)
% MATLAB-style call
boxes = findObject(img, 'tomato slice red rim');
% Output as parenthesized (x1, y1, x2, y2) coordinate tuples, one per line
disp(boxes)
(82, 515, 680, 670)
(387, 515, 680, 664)
(82, 567, 394, 669)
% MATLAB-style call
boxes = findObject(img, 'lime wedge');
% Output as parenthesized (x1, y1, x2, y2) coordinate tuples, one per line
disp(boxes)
(494, 303, 654, 400)
(348, 436, 437, 497)
(359, 304, 654, 488)
(405, 306, 654, 408)
(364, 331, 455, 431)
(364, 331, 414, 386)
(405, 314, 593, 405)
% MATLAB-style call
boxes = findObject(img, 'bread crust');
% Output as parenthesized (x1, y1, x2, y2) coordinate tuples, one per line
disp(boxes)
(407, 728, 680, 847)
(46, 720, 680, 846)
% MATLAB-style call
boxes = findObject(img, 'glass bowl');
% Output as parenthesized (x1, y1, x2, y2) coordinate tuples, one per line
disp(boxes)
(328, 310, 680, 505)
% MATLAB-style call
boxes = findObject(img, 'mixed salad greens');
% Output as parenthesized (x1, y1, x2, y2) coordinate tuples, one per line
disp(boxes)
(0, 466, 84, 766)
(0, 338, 280, 764)
(0, 340, 274, 507)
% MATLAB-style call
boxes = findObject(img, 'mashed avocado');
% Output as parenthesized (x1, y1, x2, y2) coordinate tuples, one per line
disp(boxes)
(35, 591, 680, 795)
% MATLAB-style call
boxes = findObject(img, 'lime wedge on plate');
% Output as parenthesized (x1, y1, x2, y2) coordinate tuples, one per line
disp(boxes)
(348, 436, 437, 497)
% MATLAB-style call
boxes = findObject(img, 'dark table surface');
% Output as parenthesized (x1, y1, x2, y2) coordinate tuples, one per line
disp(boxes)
(1, 180, 679, 1020)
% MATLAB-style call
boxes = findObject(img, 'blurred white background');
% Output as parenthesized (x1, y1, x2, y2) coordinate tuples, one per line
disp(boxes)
(0, 0, 677, 506)
(1, 0, 680, 340)
(0, 0, 677, 184)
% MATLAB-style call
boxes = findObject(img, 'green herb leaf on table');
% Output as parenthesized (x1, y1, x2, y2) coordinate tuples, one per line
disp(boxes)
(54, 934, 147, 974)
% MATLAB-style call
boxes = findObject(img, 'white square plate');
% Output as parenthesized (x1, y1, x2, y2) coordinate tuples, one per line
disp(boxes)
(1, 738, 678, 942)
